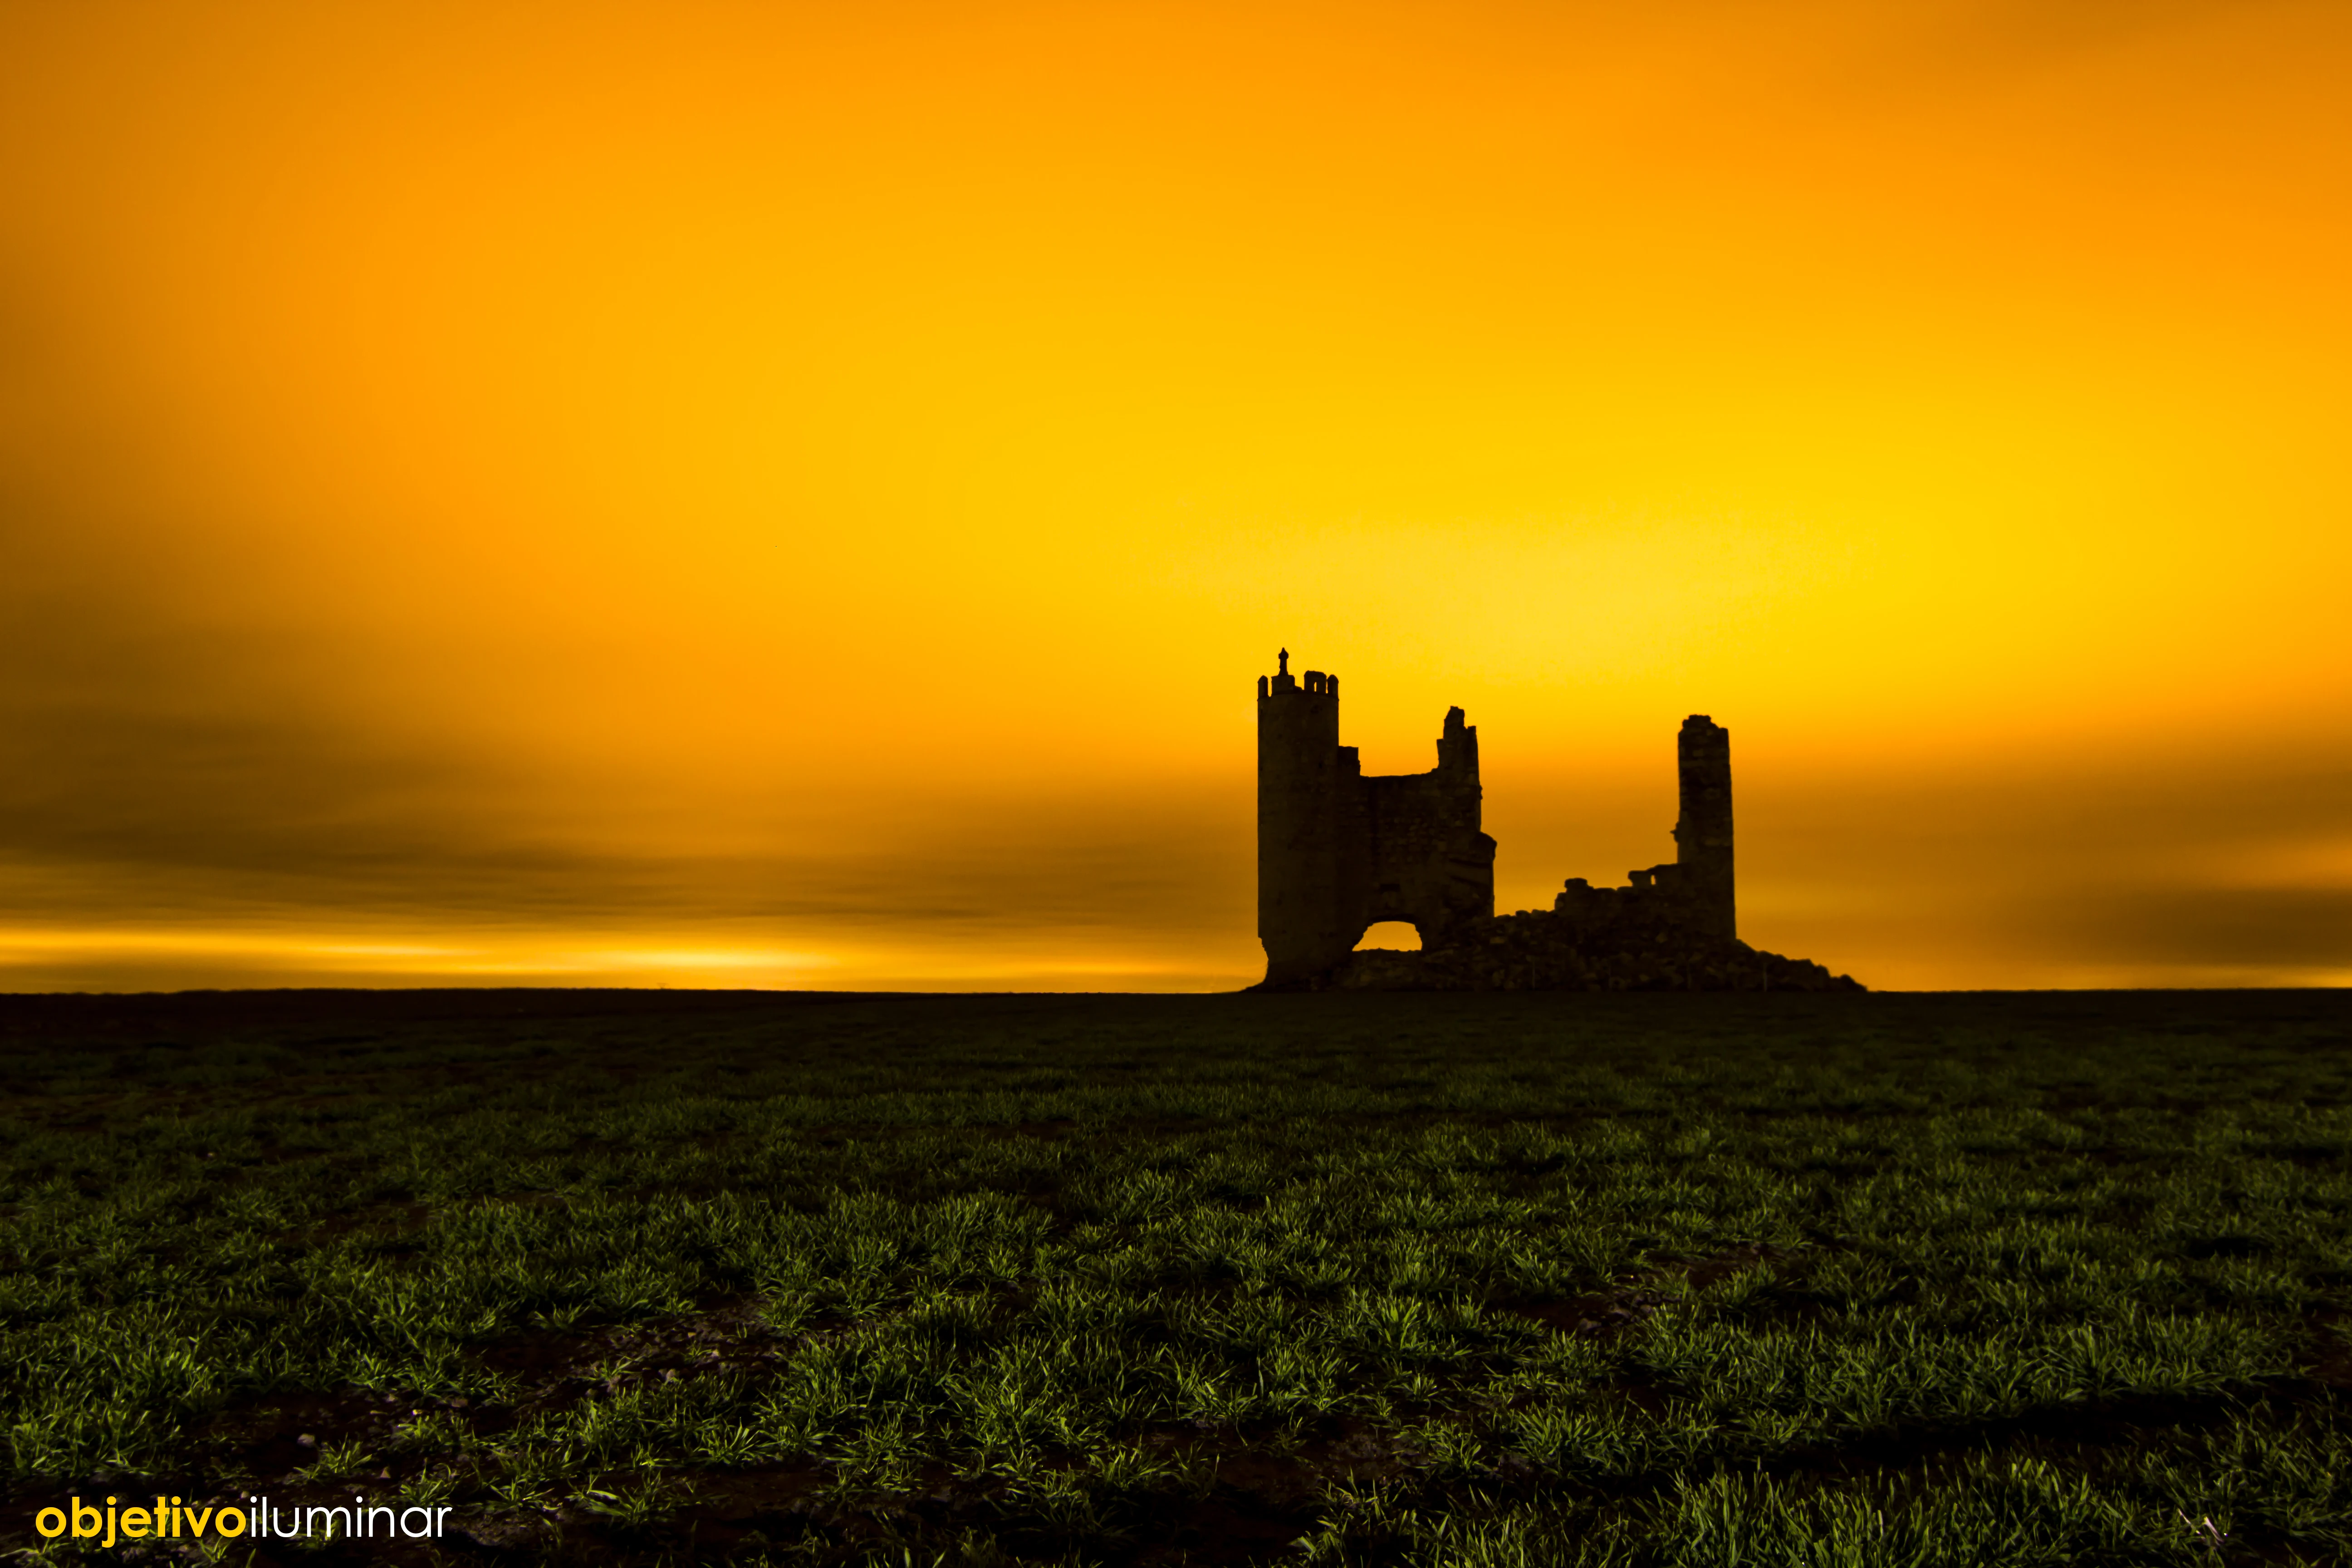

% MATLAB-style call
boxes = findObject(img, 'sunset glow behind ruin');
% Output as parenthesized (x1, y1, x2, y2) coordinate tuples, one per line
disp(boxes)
(4, 1, 2347, 990)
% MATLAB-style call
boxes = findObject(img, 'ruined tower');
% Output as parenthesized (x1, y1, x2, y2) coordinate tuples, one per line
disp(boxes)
(1257, 651, 1496, 987)
(1257, 651, 1348, 987)
(1671, 715, 1735, 940)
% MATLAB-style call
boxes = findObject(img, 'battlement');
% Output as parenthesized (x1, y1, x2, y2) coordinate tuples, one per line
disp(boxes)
(1258, 651, 1337, 701)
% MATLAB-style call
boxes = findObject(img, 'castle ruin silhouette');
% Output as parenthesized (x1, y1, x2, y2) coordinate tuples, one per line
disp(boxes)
(1253, 651, 1852, 992)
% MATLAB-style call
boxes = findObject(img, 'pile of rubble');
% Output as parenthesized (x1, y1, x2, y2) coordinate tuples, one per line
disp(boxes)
(1319, 904, 1864, 993)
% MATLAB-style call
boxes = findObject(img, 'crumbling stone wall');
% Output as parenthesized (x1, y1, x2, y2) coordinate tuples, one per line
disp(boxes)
(1548, 715, 1734, 938)
(1256, 652, 1495, 988)
(1672, 715, 1735, 939)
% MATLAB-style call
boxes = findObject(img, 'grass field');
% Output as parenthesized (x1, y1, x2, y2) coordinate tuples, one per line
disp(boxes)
(2, 986, 2350, 1566)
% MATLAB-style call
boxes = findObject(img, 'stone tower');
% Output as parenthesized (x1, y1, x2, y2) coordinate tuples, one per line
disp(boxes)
(1256, 651, 1496, 987)
(1671, 715, 1735, 940)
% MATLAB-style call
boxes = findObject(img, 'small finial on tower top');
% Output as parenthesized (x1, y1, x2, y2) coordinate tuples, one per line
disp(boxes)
(1278, 648, 1289, 675)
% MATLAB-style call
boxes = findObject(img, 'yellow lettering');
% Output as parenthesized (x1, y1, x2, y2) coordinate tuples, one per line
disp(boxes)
(121, 1506, 152, 1539)
(216, 1506, 248, 1537)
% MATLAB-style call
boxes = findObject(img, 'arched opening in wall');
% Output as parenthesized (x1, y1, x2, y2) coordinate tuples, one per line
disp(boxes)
(1354, 921, 1422, 952)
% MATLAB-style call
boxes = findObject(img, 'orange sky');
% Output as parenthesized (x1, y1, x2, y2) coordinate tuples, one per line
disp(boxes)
(2, 0, 2347, 991)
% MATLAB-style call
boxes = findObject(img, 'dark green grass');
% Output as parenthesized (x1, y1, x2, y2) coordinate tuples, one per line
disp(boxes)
(2, 988, 2350, 1565)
